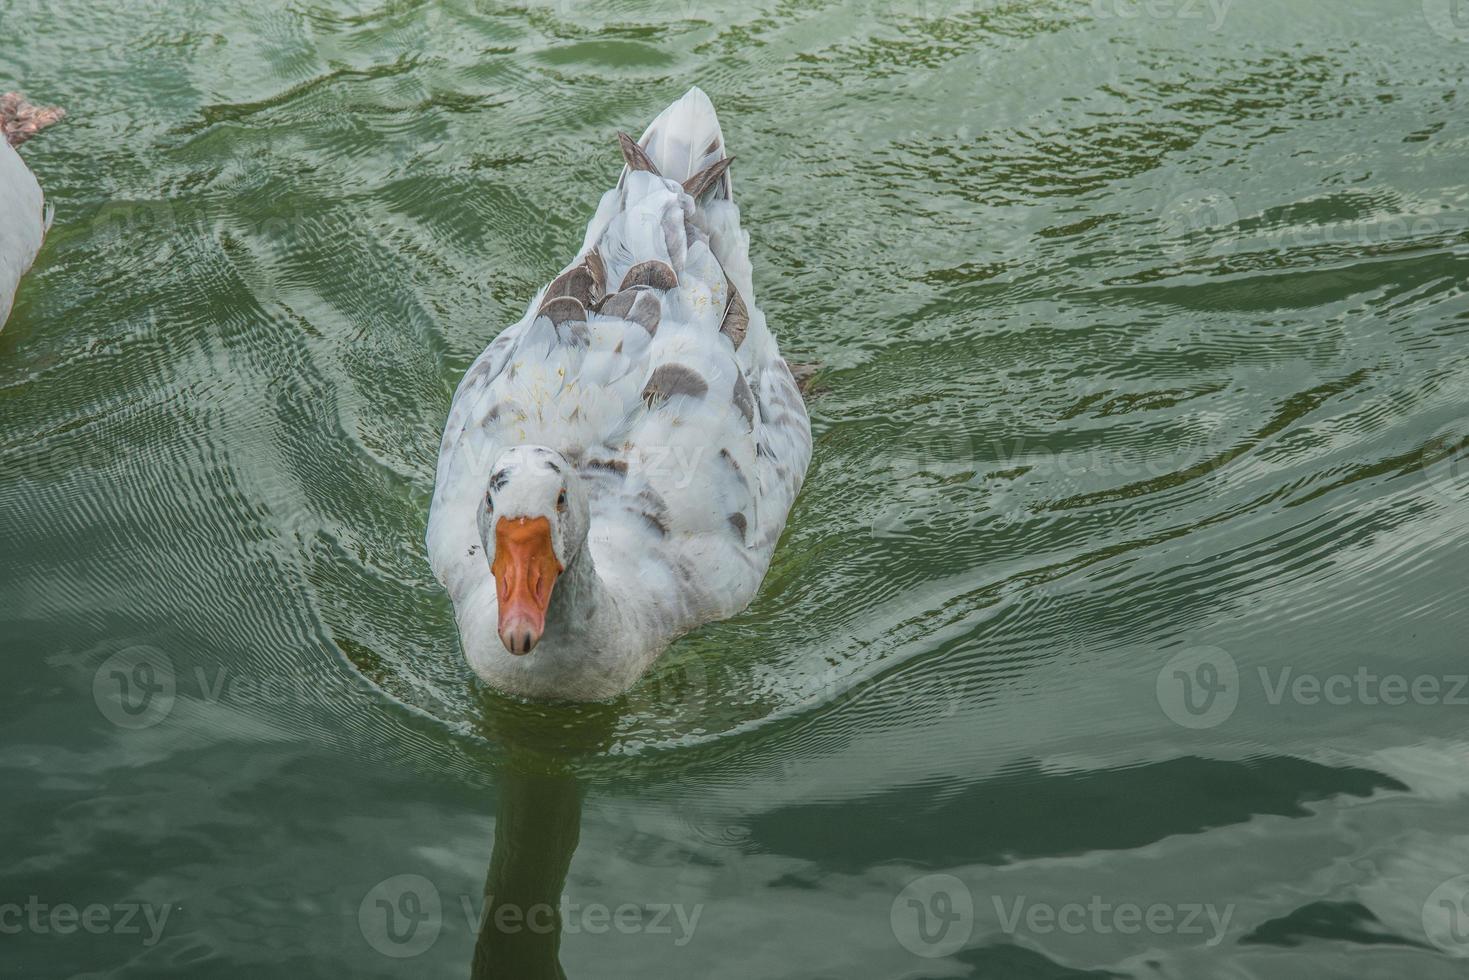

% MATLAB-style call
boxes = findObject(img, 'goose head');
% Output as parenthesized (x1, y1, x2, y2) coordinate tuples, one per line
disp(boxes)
(476, 446, 588, 655)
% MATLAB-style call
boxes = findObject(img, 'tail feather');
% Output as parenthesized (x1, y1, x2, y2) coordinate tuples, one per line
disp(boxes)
(633, 86, 731, 199)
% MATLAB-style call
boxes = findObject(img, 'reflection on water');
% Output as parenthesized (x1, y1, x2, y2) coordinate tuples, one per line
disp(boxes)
(471, 766, 583, 980)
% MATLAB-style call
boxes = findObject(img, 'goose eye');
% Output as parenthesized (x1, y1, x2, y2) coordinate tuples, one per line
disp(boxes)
(485, 492, 493, 511)
(556, 489, 568, 511)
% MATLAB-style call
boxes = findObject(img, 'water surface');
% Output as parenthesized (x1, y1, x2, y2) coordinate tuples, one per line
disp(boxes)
(4, 0, 1469, 976)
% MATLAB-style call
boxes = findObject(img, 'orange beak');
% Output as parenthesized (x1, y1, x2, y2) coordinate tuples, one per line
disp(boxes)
(492, 516, 562, 655)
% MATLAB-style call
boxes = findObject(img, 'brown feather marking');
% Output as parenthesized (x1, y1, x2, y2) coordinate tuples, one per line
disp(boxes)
(641, 363, 708, 406)
(627, 290, 661, 334)
(584, 249, 606, 305)
(620, 259, 678, 292)
(599, 287, 661, 335)
(599, 288, 637, 320)
(545, 264, 595, 307)
(538, 295, 586, 327)
(721, 280, 749, 348)
(682, 156, 735, 201)
(618, 131, 661, 175)
(585, 457, 629, 476)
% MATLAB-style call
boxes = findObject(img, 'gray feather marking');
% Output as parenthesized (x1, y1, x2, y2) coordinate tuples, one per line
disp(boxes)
(732, 370, 755, 427)
(641, 363, 708, 405)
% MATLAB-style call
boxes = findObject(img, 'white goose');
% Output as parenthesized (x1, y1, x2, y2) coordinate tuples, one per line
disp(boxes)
(428, 87, 812, 701)
(0, 93, 63, 329)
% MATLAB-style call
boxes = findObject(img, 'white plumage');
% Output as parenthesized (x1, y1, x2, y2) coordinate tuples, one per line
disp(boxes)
(0, 137, 47, 329)
(0, 93, 61, 329)
(428, 87, 812, 701)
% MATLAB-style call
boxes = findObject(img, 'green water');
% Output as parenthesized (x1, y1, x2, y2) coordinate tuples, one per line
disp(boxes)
(5, 0, 1469, 976)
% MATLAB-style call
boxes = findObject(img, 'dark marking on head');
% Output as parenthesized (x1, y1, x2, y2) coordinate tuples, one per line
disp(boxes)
(720, 280, 749, 348)
(620, 260, 678, 292)
(732, 371, 755, 427)
(728, 512, 747, 536)
(544, 460, 562, 474)
(682, 156, 735, 201)
(642, 363, 709, 406)
(467, 544, 479, 556)
(618, 132, 661, 176)
(490, 469, 510, 492)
